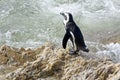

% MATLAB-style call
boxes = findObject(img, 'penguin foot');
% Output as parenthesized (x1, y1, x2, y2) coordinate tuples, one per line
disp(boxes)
(83, 49, 89, 52)
(82, 47, 89, 52)
(69, 49, 78, 55)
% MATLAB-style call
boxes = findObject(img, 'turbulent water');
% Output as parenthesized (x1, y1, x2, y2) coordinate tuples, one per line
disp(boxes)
(0, 0, 120, 62)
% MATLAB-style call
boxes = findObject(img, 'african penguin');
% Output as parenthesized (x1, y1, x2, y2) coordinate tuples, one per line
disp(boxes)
(60, 12, 89, 55)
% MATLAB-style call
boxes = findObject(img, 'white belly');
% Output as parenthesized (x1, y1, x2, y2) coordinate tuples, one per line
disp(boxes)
(70, 31, 76, 50)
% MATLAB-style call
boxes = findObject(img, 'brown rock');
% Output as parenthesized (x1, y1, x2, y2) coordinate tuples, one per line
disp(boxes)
(0, 43, 119, 80)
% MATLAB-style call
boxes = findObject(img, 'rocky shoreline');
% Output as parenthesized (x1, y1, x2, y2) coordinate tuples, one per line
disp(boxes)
(101, 30, 120, 44)
(0, 42, 120, 80)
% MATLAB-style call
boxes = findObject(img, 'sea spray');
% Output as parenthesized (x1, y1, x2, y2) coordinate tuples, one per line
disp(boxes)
(97, 43, 120, 62)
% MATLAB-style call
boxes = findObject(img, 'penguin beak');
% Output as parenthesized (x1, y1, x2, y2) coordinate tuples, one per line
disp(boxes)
(60, 12, 64, 16)
(60, 12, 67, 20)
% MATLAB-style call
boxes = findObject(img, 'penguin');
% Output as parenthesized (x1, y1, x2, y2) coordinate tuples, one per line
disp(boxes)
(60, 12, 89, 55)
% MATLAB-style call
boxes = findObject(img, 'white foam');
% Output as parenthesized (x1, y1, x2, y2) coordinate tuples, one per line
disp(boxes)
(39, 0, 120, 15)
(97, 43, 120, 62)
(5, 30, 12, 41)
(49, 2, 82, 15)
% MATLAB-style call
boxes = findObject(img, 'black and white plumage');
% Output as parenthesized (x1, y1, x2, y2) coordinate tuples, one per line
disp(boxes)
(60, 12, 89, 55)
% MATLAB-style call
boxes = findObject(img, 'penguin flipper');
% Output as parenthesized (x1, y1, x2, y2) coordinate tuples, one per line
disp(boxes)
(62, 31, 71, 49)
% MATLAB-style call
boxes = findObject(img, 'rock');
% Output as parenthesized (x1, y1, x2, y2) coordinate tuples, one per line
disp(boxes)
(6, 43, 65, 80)
(0, 43, 120, 80)
(0, 45, 37, 66)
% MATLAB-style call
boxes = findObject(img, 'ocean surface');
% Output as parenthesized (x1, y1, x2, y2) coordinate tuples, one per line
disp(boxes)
(0, 0, 120, 62)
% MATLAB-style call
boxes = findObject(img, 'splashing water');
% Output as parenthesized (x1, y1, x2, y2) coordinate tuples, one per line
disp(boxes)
(0, 0, 120, 62)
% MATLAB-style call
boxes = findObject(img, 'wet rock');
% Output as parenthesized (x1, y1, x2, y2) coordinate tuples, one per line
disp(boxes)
(101, 31, 120, 44)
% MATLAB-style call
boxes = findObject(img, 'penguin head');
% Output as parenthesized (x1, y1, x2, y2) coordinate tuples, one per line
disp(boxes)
(60, 12, 74, 25)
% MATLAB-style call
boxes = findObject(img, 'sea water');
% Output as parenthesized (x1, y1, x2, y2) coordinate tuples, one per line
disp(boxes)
(0, 0, 120, 62)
